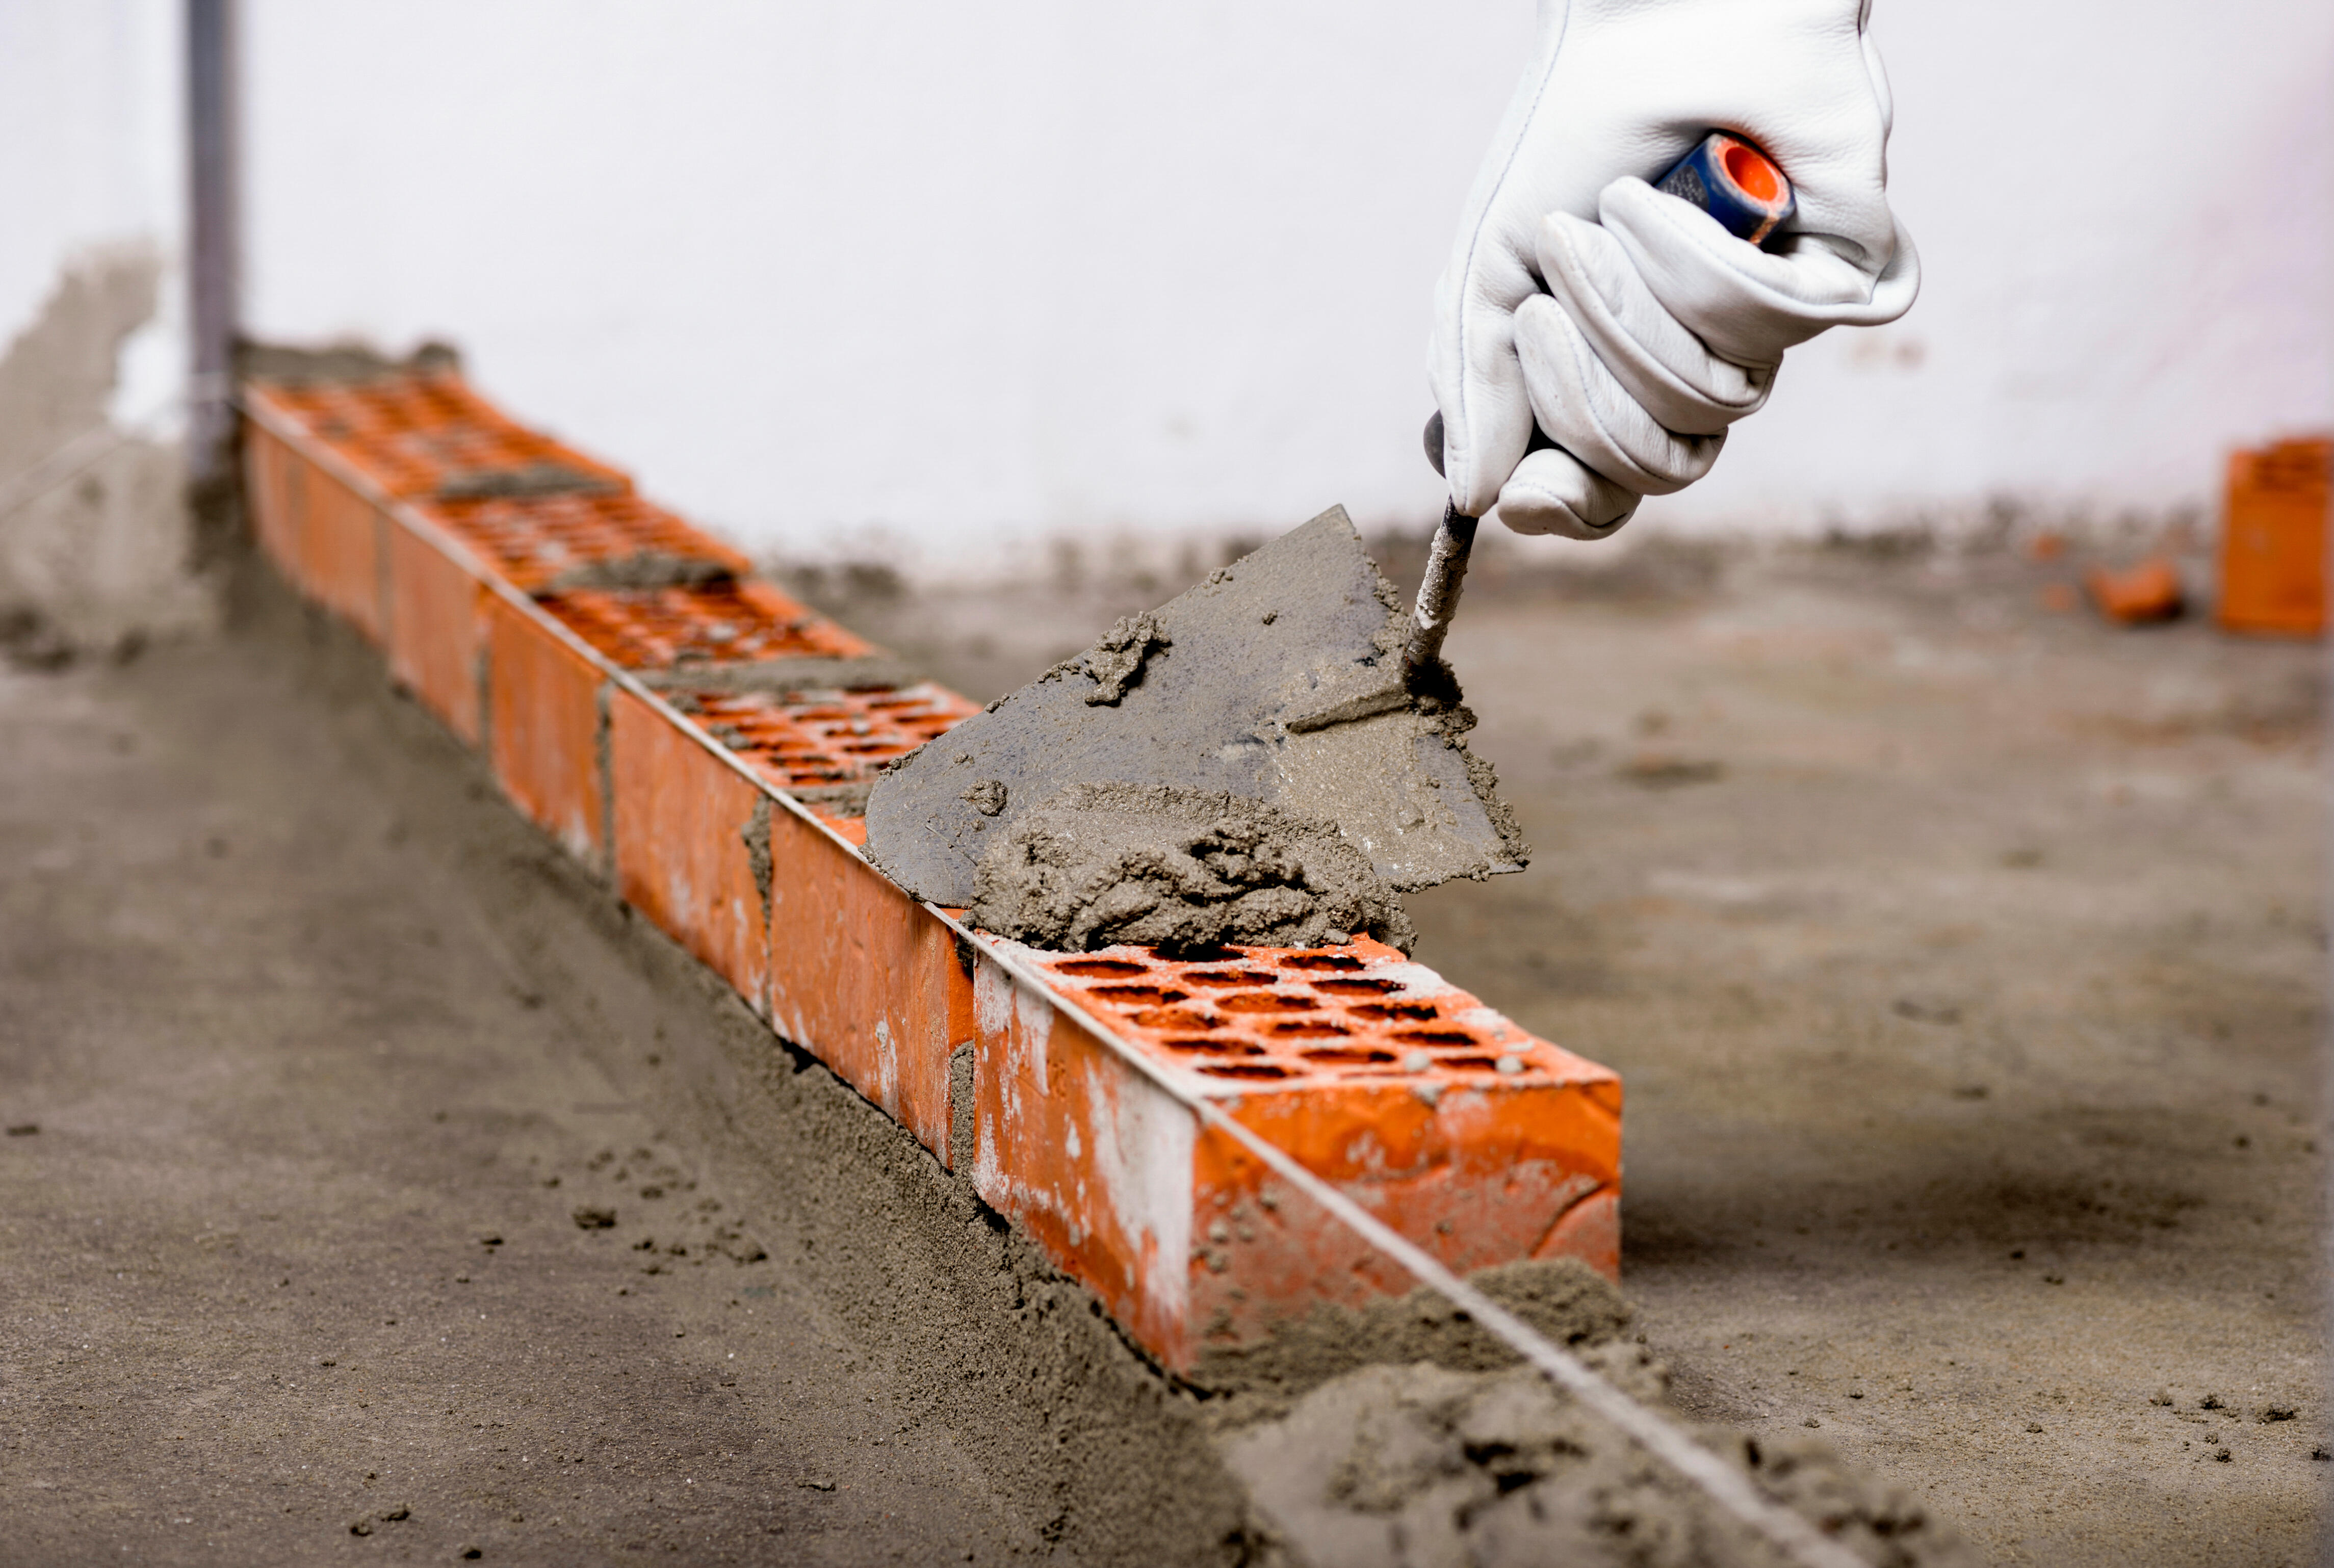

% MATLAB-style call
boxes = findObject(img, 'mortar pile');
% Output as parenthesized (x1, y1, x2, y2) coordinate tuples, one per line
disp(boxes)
(866, 507, 1526, 951)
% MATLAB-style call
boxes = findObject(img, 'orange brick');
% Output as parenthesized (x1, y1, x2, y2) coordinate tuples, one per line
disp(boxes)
(764, 804, 971, 1161)
(2219, 438, 2330, 637)
(971, 964, 1204, 1362)
(485, 594, 608, 868)
(294, 463, 389, 643)
(259, 369, 630, 503)
(430, 490, 750, 594)
(241, 421, 303, 578)
(681, 683, 982, 808)
(975, 940, 1622, 1372)
(386, 527, 488, 745)
(2086, 556, 2184, 625)
(609, 690, 772, 1014)
(539, 580, 872, 671)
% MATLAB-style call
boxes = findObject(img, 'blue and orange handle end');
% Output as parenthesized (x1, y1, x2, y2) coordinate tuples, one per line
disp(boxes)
(1655, 132, 1794, 246)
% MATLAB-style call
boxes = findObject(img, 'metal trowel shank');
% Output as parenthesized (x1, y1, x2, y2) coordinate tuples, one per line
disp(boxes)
(863, 506, 1527, 909)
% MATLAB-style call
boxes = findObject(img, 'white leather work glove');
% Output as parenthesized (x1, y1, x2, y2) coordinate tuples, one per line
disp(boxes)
(1429, 0, 1920, 538)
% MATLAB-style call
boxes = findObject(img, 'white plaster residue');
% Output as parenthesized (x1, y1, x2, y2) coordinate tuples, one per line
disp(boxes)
(974, 954, 1019, 1040)
(1363, 961, 1449, 998)
(1453, 1006, 1511, 1035)
(107, 308, 182, 437)
(873, 1016, 900, 1115)
(1014, 976, 1055, 1097)
(1082, 1065, 1194, 1339)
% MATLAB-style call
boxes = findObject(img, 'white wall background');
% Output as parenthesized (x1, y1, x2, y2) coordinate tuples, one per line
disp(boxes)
(221, 1, 2330, 574)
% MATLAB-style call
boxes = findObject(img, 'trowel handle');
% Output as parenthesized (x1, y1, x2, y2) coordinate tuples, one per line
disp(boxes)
(1404, 495, 1478, 683)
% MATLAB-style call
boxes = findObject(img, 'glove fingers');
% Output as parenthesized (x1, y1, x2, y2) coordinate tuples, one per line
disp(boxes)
(1496, 447, 1641, 540)
(1601, 177, 1920, 368)
(1536, 213, 1772, 436)
(1514, 295, 1726, 498)
(1430, 254, 1544, 518)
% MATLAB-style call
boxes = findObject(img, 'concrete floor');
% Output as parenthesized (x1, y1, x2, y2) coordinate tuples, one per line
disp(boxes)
(0, 601, 1033, 1563)
(834, 532, 2332, 1566)
(5, 532, 2326, 1565)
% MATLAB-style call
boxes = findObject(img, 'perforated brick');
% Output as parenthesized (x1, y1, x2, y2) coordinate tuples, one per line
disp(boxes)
(254, 373, 627, 503)
(679, 684, 982, 811)
(429, 490, 749, 594)
(1036, 938, 1578, 1089)
(538, 581, 872, 671)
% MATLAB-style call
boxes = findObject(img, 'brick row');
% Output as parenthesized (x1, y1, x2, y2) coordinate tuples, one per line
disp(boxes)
(240, 368, 1623, 1376)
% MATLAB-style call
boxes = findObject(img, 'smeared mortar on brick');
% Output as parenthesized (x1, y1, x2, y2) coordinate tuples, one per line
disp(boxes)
(437, 461, 620, 504)
(866, 507, 1528, 930)
(740, 796, 773, 909)
(971, 782, 1415, 954)
(643, 655, 922, 696)
(537, 552, 732, 595)
(240, 337, 462, 387)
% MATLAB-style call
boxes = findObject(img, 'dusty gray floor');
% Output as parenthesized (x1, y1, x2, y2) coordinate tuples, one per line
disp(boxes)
(825, 532, 2332, 1567)
(6, 531, 2326, 1566)
(0, 608, 1035, 1563)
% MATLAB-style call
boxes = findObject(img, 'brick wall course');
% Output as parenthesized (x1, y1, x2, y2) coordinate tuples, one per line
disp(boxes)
(238, 369, 1624, 1378)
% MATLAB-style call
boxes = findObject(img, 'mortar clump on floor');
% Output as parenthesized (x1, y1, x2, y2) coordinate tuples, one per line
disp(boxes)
(866, 506, 1528, 951)
(970, 782, 1415, 955)
(1210, 1260, 1973, 1568)
(1231, 1363, 1968, 1568)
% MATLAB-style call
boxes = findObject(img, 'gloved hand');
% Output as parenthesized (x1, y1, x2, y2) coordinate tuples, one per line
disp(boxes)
(1429, 0, 1920, 538)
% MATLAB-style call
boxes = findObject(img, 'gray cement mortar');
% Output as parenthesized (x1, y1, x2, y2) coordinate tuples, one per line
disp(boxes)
(969, 782, 1416, 955)
(865, 507, 1529, 918)
(0, 555, 1978, 1564)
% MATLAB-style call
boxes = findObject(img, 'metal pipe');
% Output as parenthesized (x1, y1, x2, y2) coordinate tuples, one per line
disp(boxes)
(186, 0, 239, 486)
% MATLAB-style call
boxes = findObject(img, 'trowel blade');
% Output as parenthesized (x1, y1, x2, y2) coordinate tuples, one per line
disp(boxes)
(863, 506, 1527, 909)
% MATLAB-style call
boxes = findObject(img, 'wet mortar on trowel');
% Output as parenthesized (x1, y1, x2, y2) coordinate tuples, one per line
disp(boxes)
(866, 506, 1527, 953)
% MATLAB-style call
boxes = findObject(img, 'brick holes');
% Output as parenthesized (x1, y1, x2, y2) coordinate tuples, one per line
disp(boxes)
(432, 491, 748, 593)
(539, 582, 872, 670)
(1039, 939, 1561, 1089)
(668, 684, 981, 814)
(1051, 959, 1150, 980)
(262, 373, 624, 503)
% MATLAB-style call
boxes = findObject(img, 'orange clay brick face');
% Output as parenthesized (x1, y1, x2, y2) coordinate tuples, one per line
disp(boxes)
(428, 490, 749, 594)
(1036, 937, 1625, 1342)
(685, 685, 982, 800)
(610, 689, 771, 1016)
(385, 526, 486, 745)
(296, 467, 388, 645)
(538, 581, 872, 671)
